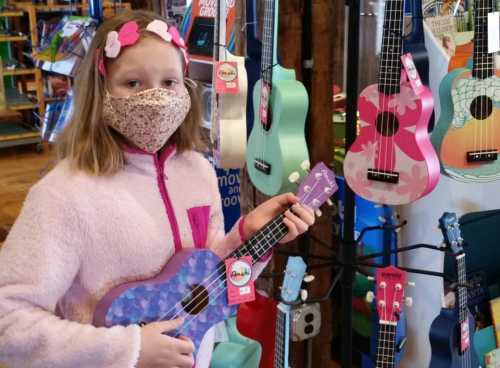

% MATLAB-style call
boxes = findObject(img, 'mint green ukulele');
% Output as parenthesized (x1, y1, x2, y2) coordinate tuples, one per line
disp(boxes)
(245, 0, 310, 196)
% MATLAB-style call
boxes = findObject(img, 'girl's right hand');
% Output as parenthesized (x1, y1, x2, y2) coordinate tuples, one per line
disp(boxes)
(137, 318, 195, 368)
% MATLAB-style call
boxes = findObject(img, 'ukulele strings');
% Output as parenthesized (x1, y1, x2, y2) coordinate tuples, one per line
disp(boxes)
(174, 218, 286, 332)
(378, 0, 394, 175)
(172, 179, 321, 332)
(259, 0, 272, 166)
(390, 0, 404, 174)
(170, 179, 322, 335)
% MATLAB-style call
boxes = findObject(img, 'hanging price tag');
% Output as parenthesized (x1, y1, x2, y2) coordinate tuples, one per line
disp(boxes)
(215, 61, 240, 94)
(225, 256, 255, 305)
(401, 53, 425, 95)
(488, 12, 500, 54)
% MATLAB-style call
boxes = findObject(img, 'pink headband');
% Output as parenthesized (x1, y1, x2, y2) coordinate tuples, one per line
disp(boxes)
(98, 20, 189, 76)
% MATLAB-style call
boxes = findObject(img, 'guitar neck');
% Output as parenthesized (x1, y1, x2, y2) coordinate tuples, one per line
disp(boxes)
(472, 0, 494, 79)
(261, 0, 279, 87)
(228, 213, 288, 262)
(214, 0, 226, 61)
(274, 306, 290, 368)
(456, 253, 468, 323)
(376, 322, 397, 368)
(377, 0, 405, 95)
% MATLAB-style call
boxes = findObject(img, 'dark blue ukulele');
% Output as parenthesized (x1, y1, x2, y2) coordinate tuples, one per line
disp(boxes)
(428, 212, 480, 368)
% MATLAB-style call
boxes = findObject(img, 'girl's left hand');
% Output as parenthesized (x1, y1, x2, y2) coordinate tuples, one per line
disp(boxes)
(243, 192, 315, 244)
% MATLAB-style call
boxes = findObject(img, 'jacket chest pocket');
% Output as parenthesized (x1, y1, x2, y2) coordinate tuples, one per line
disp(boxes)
(187, 205, 211, 249)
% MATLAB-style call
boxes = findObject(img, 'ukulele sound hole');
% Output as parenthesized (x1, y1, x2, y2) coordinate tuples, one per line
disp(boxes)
(376, 112, 399, 137)
(470, 96, 493, 120)
(181, 284, 209, 315)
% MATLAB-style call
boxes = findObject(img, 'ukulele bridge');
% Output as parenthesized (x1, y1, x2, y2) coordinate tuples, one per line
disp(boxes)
(367, 169, 399, 184)
(466, 150, 498, 163)
(254, 159, 271, 175)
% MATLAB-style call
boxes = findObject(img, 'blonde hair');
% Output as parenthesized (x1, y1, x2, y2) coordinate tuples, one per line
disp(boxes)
(57, 10, 204, 175)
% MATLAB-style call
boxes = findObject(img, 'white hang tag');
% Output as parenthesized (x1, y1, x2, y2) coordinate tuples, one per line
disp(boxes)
(488, 12, 500, 54)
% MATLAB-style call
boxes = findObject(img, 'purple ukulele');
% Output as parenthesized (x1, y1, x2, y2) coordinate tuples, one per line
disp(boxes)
(93, 162, 337, 354)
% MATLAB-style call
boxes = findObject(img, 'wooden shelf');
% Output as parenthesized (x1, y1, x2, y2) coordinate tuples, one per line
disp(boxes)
(0, 11, 25, 17)
(0, 122, 40, 148)
(2, 68, 37, 76)
(5, 88, 37, 111)
(0, 35, 28, 42)
(24, 3, 129, 12)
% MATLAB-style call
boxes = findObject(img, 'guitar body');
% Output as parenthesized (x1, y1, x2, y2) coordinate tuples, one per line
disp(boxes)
(93, 249, 237, 355)
(431, 70, 500, 182)
(344, 81, 440, 205)
(429, 308, 480, 368)
(246, 65, 309, 196)
(216, 51, 248, 168)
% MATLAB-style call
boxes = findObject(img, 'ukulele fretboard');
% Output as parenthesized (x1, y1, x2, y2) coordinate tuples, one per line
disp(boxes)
(376, 322, 397, 368)
(378, 0, 405, 95)
(472, 0, 494, 79)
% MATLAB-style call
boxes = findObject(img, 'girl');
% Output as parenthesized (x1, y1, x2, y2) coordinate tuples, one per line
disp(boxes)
(0, 10, 315, 368)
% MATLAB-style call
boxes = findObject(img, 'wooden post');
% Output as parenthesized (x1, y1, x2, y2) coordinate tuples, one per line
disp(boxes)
(308, 1, 335, 367)
(237, 0, 339, 365)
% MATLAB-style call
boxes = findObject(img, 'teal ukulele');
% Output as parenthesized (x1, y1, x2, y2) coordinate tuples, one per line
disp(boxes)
(431, 0, 500, 182)
(245, 0, 310, 196)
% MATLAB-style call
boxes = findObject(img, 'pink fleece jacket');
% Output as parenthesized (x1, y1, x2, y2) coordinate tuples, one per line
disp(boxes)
(0, 146, 268, 368)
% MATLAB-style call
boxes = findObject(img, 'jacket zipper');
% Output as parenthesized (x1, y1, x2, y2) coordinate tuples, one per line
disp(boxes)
(153, 152, 182, 253)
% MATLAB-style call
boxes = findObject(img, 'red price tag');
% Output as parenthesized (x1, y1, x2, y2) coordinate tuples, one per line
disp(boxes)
(225, 256, 256, 305)
(215, 61, 240, 94)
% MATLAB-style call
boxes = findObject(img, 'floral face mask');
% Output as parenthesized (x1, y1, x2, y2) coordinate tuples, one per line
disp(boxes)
(103, 86, 191, 153)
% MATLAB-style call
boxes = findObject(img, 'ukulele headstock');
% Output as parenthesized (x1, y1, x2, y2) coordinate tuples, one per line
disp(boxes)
(372, 266, 410, 324)
(438, 212, 464, 255)
(280, 256, 307, 303)
(289, 161, 337, 212)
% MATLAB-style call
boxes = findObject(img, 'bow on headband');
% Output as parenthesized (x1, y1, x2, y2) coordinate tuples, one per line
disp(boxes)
(98, 20, 189, 76)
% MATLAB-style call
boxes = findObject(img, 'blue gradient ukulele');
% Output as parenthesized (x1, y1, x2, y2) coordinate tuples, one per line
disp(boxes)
(429, 212, 480, 368)
(93, 162, 337, 356)
(245, 0, 310, 196)
(431, 0, 500, 182)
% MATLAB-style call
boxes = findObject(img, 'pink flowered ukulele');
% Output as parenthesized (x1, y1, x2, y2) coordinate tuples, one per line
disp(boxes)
(343, 0, 439, 205)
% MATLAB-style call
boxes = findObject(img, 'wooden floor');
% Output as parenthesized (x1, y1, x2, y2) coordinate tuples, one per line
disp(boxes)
(0, 145, 55, 242)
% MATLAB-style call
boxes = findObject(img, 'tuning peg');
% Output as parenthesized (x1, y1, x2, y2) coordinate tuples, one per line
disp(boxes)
(366, 291, 375, 303)
(300, 289, 309, 302)
(367, 276, 374, 281)
(314, 172, 323, 180)
(458, 237, 464, 244)
(303, 185, 312, 193)
(393, 301, 400, 309)
(326, 198, 334, 206)
(395, 283, 402, 291)
(438, 242, 447, 249)
(312, 199, 321, 207)
(407, 281, 416, 287)
(304, 274, 315, 283)
(405, 297, 413, 307)
(300, 160, 311, 172)
(378, 216, 387, 223)
(288, 172, 300, 183)
(315, 209, 322, 217)
(374, 204, 383, 208)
